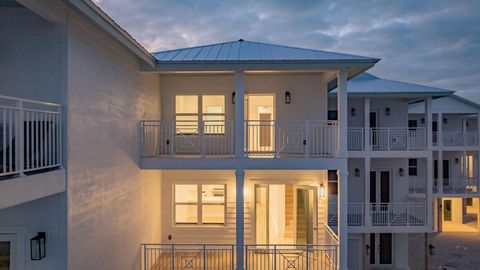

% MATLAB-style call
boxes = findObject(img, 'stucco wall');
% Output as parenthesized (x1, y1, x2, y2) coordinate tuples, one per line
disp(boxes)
(66, 8, 162, 270)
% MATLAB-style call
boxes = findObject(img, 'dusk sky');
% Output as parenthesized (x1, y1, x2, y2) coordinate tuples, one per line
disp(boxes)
(93, 0, 480, 102)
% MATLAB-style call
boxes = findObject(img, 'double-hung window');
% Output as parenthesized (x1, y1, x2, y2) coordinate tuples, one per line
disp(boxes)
(175, 95, 225, 135)
(174, 184, 226, 225)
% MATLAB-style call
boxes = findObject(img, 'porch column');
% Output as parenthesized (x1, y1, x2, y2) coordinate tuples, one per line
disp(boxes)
(235, 169, 245, 270)
(477, 113, 480, 194)
(337, 169, 349, 270)
(438, 113, 443, 147)
(438, 151, 443, 194)
(235, 71, 245, 158)
(364, 97, 371, 151)
(425, 97, 433, 150)
(364, 158, 371, 226)
(337, 70, 348, 157)
(426, 157, 434, 228)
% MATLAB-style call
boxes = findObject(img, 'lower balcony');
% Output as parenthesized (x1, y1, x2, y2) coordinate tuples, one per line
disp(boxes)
(409, 177, 480, 195)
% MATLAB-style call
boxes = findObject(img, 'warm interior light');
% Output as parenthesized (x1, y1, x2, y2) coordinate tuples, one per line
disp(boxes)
(319, 184, 326, 197)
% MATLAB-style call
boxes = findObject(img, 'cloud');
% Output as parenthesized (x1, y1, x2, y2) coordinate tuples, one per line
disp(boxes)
(93, 0, 480, 101)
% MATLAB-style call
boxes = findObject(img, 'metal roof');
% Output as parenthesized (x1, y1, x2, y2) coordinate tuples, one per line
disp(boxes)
(330, 73, 454, 96)
(152, 40, 379, 63)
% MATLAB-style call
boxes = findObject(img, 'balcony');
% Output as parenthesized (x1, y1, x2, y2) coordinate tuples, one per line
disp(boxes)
(347, 128, 426, 151)
(433, 131, 478, 147)
(434, 177, 479, 195)
(141, 120, 338, 158)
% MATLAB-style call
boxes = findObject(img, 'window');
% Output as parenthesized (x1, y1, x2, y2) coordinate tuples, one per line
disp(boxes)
(408, 159, 417, 176)
(175, 95, 225, 134)
(327, 170, 338, 195)
(327, 110, 338, 121)
(174, 184, 226, 225)
(466, 198, 473, 207)
(408, 120, 417, 128)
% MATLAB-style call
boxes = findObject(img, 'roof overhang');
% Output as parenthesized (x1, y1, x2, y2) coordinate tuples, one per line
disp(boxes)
(328, 91, 454, 98)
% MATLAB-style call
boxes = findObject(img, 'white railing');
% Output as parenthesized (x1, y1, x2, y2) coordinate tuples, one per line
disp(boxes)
(370, 127, 426, 150)
(442, 131, 478, 146)
(327, 203, 364, 226)
(409, 177, 426, 194)
(370, 203, 426, 226)
(245, 120, 338, 158)
(245, 244, 338, 270)
(0, 95, 61, 177)
(347, 128, 364, 150)
(141, 120, 235, 157)
(141, 244, 234, 270)
(441, 177, 479, 194)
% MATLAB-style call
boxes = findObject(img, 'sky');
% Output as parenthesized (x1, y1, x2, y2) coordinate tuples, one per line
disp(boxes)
(93, 0, 480, 101)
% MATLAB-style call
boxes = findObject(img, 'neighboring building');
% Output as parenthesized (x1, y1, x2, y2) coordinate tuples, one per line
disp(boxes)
(0, 1, 477, 270)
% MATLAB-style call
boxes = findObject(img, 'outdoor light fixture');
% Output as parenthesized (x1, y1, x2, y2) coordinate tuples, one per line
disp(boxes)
(443, 118, 447, 124)
(285, 91, 291, 104)
(232, 92, 235, 104)
(421, 118, 425, 124)
(319, 184, 326, 197)
(455, 158, 459, 164)
(30, 232, 46, 260)
(429, 244, 436, 255)
(385, 107, 391, 116)
(355, 168, 360, 177)
(351, 108, 356, 117)
(399, 168, 404, 177)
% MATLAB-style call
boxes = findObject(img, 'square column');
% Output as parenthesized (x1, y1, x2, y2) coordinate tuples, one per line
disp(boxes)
(337, 71, 348, 157)
(364, 158, 371, 226)
(427, 157, 434, 228)
(364, 97, 371, 151)
(235, 71, 245, 157)
(425, 97, 433, 150)
(438, 112, 443, 147)
(235, 169, 245, 270)
(438, 151, 443, 194)
(337, 169, 349, 270)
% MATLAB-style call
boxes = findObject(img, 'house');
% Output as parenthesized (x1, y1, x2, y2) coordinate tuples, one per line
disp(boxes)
(0, 1, 478, 270)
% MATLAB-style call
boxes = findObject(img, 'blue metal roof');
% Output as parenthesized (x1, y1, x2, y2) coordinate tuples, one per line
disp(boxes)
(152, 40, 379, 63)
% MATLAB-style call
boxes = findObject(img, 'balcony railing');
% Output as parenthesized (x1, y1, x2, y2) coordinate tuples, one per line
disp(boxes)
(327, 203, 365, 226)
(441, 131, 478, 147)
(409, 176, 426, 194)
(370, 203, 426, 226)
(245, 120, 338, 158)
(347, 128, 364, 150)
(0, 95, 61, 177)
(371, 128, 426, 151)
(436, 177, 479, 194)
(141, 120, 235, 157)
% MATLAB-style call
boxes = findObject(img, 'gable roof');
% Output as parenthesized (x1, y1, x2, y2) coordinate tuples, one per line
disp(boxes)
(152, 40, 379, 63)
(330, 73, 454, 96)
(409, 94, 480, 114)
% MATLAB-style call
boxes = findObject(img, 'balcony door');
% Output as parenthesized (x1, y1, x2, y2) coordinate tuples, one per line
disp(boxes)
(0, 234, 16, 270)
(369, 233, 393, 266)
(370, 171, 390, 204)
(245, 94, 275, 155)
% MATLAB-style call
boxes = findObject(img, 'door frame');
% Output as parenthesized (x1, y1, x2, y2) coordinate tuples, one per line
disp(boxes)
(368, 233, 394, 266)
(370, 169, 393, 204)
(0, 226, 27, 270)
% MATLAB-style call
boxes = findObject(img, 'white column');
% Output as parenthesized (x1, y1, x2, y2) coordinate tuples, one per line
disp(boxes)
(425, 97, 433, 150)
(337, 169, 349, 270)
(235, 169, 245, 270)
(337, 71, 348, 157)
(438, 113, 443, 147)
(364, 97, 371, 151)
(235, 71, 245, 158)
(426, 157, 434, 228)
(364, 158, 371, 226)
(438, 151, 443, 194)
(477, 114, 480, 195)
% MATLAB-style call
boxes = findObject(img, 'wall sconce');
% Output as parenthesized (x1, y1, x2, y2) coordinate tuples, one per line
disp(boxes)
(429, 244, 436, 255)
(466, 122, 469, 127)
(355, 168, 360, 177)
(421, 118, 425, 124)
(385, 107, 391, 116)
(319, 184, 326, 197)
(365, 245, 370, 255)
(30, 232, 46, 260)
(232, 92, 235, 104)
(351, 108, 356, 117)
(285, 91, 291, 104)
(455, 158, 459, 164)
(399, 168, 404, 177)
(443, 118, 447, 124)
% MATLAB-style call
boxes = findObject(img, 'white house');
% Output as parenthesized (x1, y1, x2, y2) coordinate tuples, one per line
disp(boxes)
(0, 1, 477, 270)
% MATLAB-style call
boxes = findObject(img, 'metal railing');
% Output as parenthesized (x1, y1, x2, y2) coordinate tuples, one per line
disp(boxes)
(245, 244, 338, 270)
(408, 177, 426, 194)
(0, 95, 61, 177)
(370, 203, 426, 226)
(142, 244, 235, 270)
(440, 177, 479, 194)
(442, 131, 478, 146)
(347, 128, 364, 150)
(245, 120, 338, 158)
(141, 120, 235, 157)
(327, 203, 364, 226)
(370, 128, 426, 150)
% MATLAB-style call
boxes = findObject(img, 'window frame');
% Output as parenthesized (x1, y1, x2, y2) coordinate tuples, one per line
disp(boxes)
(173, 183, 227, 226)
(408, 159, 418, 176)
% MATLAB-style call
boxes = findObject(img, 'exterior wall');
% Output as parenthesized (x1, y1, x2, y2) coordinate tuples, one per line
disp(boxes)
(66, 7, 162, 270)
(161, 170, 328, 245)
(0, 6, 63, 103)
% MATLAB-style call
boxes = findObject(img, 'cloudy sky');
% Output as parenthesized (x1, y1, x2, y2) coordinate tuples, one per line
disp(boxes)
(93, 0, 480, 101)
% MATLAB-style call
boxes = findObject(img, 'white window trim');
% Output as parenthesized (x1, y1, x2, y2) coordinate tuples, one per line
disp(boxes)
(175, 94, 226, 135)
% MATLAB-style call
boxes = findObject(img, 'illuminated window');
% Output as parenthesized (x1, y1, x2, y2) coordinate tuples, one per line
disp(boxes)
(175, 95, 225, 134)
(174, 184, 226, 225)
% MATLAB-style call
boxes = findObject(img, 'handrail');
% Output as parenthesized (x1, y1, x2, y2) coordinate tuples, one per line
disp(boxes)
(0, 94, 61, 107)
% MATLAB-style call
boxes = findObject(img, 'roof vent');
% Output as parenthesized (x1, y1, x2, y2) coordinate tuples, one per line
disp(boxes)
(238, 39, 244, 42)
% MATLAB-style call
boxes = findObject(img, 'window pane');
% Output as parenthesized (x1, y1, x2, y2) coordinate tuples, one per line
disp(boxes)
(175, 185, 198, 203)
(202, 185, 225, 203)
(175, 115, 199, 134)
(202, 205, 225, 224)
(175, 205, 198, 223)
(203, 115, 225, 134)
(176, 95, 198, 114)
(202, 95, 225, 114)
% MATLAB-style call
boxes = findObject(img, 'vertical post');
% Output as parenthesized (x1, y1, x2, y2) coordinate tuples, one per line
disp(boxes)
(438, 151, 443, 194)
(364, 97, 371, 151)
(17, 101, 24, 175)
(425, 97, 433, 150)
(427, 157, 434, 228)
(235, 169, 245, 270)
(364, 158, 371, 226)
(235, 71, 245, 158)
(438, 113, 443, 147)
(337, 70, 348, 157)
(171, 245, 175, 270)
(337, 169, 349, 270)
(477, 113, 480, 194)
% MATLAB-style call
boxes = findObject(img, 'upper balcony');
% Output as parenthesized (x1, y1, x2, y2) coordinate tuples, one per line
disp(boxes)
(348, 127, 426, 151)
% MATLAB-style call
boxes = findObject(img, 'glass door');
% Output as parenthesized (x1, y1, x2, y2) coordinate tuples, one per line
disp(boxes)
(369, 233, 393, 266)
(0, 235, 15, 270)
(245, 94, 275, 155)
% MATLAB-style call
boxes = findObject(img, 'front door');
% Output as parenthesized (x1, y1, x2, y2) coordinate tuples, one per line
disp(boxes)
(245, 94, 275, 155)
(0, 235, 16, 270)
(369, 233, 393, 266)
